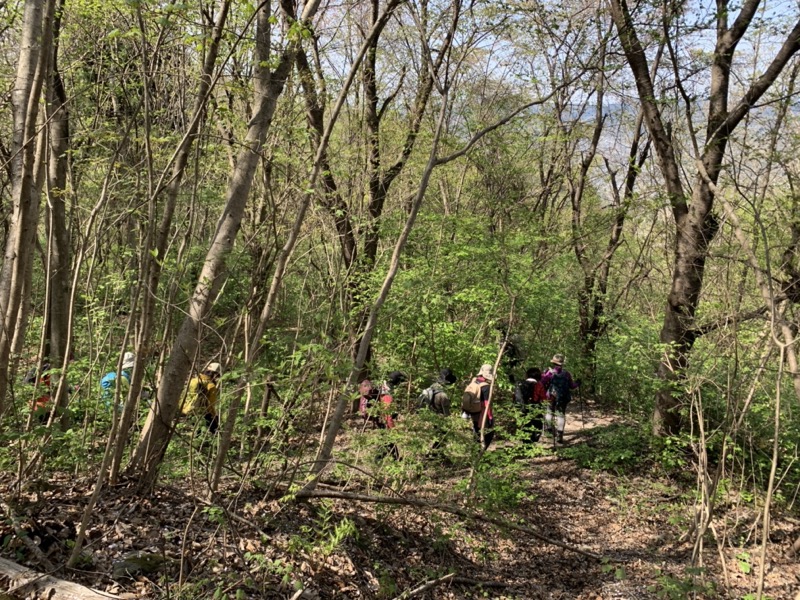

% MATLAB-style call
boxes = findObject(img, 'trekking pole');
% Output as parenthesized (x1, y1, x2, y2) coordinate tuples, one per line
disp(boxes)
(579, 384, 586, 430)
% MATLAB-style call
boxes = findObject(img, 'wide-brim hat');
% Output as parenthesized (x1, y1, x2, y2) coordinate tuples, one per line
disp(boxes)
(477, 363, 494, 381)
(206, 362, 222, 375)
(122, 352, 135, 370)
(550, 354, 565, 366)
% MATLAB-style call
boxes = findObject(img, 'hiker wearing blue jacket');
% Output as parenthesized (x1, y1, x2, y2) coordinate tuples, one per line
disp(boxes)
(100, 352, 135, 412)
(540, 354, 580, 444)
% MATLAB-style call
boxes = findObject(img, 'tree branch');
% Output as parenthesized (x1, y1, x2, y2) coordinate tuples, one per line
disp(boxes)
(690, 306, 769, 338)
(434, 85, 566, 166)
(609, 0, 687, 213)
(390, 573, 455, 599)
(715, 19, 800, 143)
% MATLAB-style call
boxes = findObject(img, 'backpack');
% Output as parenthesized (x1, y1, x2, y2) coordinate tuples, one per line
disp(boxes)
(548, 370, 571, 404)
(100, 371, 118, 391)
(419, 384, 449, 415)
(418, 387, 436, 410)
(23, 368, 38, 385)
(461, 379, 486, 413)
(514, 379, 535, 406)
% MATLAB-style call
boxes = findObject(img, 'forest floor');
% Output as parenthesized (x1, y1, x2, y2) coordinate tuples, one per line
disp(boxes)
(2, 400, 799, 599)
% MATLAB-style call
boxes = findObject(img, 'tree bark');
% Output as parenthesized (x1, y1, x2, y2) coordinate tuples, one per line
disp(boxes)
(45, 0, 71, 416)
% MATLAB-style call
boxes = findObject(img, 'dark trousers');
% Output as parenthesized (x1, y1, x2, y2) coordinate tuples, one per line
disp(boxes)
(364, 417, 399, 461)
(205, 413, 219, 434)
(521, 404, 544, 443)
(471, 413, 494, 449)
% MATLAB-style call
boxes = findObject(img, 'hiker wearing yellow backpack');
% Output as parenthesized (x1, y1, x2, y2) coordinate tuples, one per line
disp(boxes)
(461, 364, 494, 449)
(182, 362, 222, 434)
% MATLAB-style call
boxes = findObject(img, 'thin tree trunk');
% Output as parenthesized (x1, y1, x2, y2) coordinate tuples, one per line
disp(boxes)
(311, 5, 460, 476)
(208, 0, 405, 491)
(45, 0, 71, 416)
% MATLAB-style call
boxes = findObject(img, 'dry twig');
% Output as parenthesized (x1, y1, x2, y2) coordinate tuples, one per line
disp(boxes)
(390, 572, 455, 599)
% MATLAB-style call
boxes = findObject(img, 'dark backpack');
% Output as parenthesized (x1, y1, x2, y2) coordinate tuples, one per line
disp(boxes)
(514, 379, 535, 406)
(23, 368, 38, 385)
(548, 370, 571, 404)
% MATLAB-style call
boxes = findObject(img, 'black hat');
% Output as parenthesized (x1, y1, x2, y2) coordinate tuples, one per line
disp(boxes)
(386, 371, 407, 386)
(438, 368, 457, 385)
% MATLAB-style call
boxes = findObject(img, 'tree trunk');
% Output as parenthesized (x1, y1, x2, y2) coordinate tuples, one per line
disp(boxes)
(45, 0, 71, 416)
(0, 0, 54, 415)
(128, 0, 319, 492)
(207, 0, 405, 488)
(109, 0, 231, 485)
(610, 0, 800, 435)
(0, 557, 120, 600)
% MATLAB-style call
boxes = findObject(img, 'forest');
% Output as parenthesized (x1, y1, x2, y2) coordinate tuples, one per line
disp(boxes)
(0, 0, 799, 597)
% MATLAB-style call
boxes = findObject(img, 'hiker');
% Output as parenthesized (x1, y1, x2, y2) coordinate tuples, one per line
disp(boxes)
(418, 368, 456, 417)
(541, 354, 580, 444)
(419, 368, 457, 453)
(358, 378, 399, 460)
(461, 363, 494, 449)
(382, 370, 407, 395)
(183, 362, 222, 434)
(24, 362, 52, 422)
(358, 379, 394, 429)
(100, 352, 135, 412)
(514, 367, 547, 443)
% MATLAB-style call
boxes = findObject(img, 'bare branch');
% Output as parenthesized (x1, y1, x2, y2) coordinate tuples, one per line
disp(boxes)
(434, 85, 567, 166)
(715, 19, 800, 143)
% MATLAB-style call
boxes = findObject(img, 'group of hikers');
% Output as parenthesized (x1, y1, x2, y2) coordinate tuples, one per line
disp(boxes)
(24, 354, 222, 434)
(24, 349, 580, 454)
(356, 353, 580, 456)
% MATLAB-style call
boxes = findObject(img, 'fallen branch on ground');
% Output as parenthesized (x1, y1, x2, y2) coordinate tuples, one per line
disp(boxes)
(451, 576, 509, 588)
(390, 573, 510, 600)
(390, 572, 455, 599)
(0, 557, 119, 599)
(295, 489, 604, 560)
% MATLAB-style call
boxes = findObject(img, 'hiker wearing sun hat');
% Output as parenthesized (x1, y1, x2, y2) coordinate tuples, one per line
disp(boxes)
(183, 362, 222, 434)
(541, 353, 580, 444)
(100, 351, 136, 412)
(461, 363, 495, 449)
